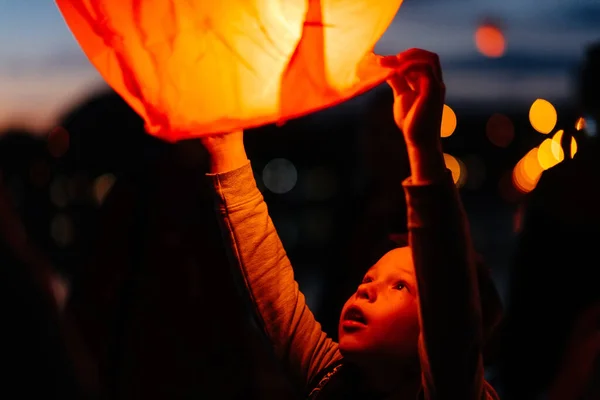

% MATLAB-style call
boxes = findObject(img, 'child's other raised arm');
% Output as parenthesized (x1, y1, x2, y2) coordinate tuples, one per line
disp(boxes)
(383, 49, 496, 400)
(201, 132, 341, 390)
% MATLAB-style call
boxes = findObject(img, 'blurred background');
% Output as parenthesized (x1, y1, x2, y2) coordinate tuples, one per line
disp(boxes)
(0, 0, 599, 399)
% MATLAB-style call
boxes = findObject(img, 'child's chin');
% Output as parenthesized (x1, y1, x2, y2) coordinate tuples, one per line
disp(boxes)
(338, 335, 368, 357)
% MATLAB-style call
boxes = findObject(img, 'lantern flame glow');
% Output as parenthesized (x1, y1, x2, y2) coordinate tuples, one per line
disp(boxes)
(56, 0, 404, 141)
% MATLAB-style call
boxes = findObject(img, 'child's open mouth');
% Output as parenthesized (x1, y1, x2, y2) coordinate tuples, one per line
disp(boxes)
(342, 306, 368, 331)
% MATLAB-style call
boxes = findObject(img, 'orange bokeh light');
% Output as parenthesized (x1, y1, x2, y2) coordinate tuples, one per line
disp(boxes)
(486, 113, 514, 147)
(512, 148, 542, 193)
(475, 24, 505, 58)
(443, 153, 467, 187)
(537, 138, 561, 170)
(529, 98, 557, 134)
(441, 104, 457, 138)
(551, 129, 578, 160)
(575, 117, 586, 131)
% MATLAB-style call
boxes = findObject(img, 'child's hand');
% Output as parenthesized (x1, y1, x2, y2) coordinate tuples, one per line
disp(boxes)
(381, 49, 445, 151)
(200, 131, 248, 174)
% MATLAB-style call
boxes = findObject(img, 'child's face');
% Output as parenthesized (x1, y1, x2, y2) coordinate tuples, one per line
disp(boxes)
(338, 247, 420, 364)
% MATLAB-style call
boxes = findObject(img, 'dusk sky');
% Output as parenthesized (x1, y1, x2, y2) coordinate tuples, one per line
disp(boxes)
(1, 0, 599, 132)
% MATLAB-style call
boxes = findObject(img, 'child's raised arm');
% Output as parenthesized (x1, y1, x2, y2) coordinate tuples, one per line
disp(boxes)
(383, 49, 496, 399)
(201, 132, 342, 390)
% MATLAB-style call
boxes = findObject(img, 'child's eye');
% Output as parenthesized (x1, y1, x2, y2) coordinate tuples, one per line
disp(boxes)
(361, 277, 373, 284)
(394, 283, 406, 291)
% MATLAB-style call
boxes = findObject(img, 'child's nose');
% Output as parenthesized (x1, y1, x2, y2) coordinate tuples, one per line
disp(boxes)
(356, 283, 377, 302)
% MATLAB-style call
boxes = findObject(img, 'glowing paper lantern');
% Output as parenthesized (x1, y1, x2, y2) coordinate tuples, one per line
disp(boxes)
(56, 0, 403, 141)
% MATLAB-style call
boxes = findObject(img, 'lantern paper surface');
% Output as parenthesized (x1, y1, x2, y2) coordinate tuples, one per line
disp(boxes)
(56, 0, 403, 141)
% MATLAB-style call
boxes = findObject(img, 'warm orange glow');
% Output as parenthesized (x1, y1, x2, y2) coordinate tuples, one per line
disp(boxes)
(56, 0, 404, 141)
(551, 129, 578, 159)
(512, 148, 542, 193)
(441, 104, 457, 138)
(443, 153, 466, 187)
(529, 99, 557, 134)
(537, 138, 561, 170)
(575, 117, 586, 131)
(486, 113, 514, 147)
(474, 24, 505, 58)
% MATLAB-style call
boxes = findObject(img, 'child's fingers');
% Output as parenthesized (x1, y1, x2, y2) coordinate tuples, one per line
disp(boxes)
(387, 74, 411, 96)
(380, 49, 444, 85)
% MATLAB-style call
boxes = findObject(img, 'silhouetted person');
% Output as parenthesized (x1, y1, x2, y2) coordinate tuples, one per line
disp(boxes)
(498, 41, 600, 400)
(0, 132, 85, 398)
(67, 136, 295, 399)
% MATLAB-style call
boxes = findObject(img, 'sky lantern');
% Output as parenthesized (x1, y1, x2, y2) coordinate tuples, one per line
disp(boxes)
(56, 0, 403, 142)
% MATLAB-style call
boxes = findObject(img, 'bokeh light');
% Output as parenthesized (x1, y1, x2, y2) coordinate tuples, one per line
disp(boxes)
(486, 113, 514, 148)
(51, 214, 73, 247)
(537, 138, 560, 170)
(93, 173, 116, 206)
(512, 148, 542, 193)
(475, 23, 506, 58)
(443, 153, 467, 187)
(441, 104, 457, 138)
(575, 116, 586, 131)
(529, 98, 557, 134)
(551, 129, 578, 160)
(262, 158, 298, 194)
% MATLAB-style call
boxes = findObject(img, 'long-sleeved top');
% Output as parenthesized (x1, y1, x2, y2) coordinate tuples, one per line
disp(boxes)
(208, 161, 499, 400)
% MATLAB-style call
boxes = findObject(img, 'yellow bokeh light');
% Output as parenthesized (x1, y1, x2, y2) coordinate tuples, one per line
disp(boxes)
(529, 99, 557, 134)
(443, 153, 465, 186)
(537, 138, 561, 170)
(441, 104, 457, 138)
(575, 117, 586, 131)
(551, 129, 578, 159)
